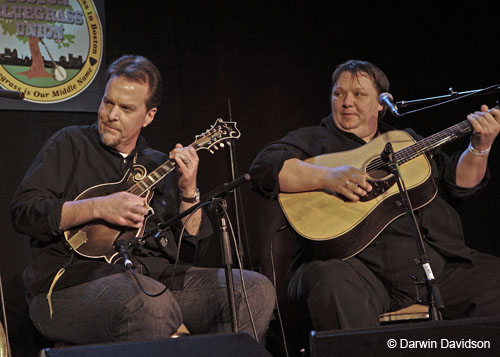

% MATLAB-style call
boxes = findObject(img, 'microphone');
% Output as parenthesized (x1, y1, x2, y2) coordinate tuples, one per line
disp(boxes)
(222, 173, 251, 193)
(202, 173, 251, 200)
(115, 240, 133, 268)
(380, 142, 394, 163)
(0, 89, 25, 100)
(379, 92, 400, 117)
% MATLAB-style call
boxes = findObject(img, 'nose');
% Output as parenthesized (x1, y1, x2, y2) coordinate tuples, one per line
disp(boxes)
(343, 93, 354, 106)
(108, 105, 119, 121)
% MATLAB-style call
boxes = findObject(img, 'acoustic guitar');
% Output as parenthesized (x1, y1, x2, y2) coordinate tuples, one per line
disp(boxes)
(64, 118, 240, 263)
(279, 118, 480, 260)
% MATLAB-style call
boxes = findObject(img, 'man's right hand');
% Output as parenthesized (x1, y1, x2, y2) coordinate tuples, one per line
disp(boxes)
(279, 158, 372, 202)
(59, 191, 149, 231)
(95, 192, 150, 228)
(322, 165, 372, 201)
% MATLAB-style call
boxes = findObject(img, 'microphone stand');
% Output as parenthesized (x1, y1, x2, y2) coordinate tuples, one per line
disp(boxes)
(154, 173, 251, 332)
(210, 197, 239, 332)
(0, 89, 25, 100)
(394, 84, 500, 117)
(226, 99, 250, 268)
(381, 143, 444, 320)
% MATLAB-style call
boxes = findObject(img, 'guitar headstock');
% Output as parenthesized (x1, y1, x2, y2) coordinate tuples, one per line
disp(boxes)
(192, 118, 241, 153)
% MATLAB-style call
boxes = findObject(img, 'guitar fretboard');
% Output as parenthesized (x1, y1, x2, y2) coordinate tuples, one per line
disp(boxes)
(395, 120, 473, 164)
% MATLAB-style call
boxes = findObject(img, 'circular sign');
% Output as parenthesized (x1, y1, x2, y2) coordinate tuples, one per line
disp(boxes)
(0, 0, 103, 103)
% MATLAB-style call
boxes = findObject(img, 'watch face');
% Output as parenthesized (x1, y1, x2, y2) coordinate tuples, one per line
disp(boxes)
(182, 188, 200, 202)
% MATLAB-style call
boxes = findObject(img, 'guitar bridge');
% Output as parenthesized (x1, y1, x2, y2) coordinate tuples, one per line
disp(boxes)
(359, 178, 396, 202)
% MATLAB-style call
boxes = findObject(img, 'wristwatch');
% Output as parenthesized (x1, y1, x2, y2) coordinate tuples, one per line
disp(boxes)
(181, 188, 200, 203)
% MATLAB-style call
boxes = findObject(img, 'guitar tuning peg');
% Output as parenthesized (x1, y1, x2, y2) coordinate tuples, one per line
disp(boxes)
(214, 146, 219, 150)
(209, 150, 214, 154)
(227, 141, 231, 146)
(220, 143, 225, 148)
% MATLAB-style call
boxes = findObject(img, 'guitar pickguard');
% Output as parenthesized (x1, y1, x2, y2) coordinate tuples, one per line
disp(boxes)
(359, 177, 396, 202)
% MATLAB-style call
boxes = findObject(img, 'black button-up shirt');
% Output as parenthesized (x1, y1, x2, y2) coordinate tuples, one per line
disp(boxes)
(11, 122, 212, 299)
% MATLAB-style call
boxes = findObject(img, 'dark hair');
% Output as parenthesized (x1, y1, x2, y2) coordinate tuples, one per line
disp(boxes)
(331, 59, 390, 118)
(102, 55, 164, 110)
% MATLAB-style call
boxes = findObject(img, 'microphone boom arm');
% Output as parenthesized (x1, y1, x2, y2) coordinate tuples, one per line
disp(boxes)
(396, 84, 500, 108)
(156, 173, 251, 231)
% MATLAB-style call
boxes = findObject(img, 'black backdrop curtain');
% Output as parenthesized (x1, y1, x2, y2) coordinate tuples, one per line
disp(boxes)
(1, 1, 499, 355)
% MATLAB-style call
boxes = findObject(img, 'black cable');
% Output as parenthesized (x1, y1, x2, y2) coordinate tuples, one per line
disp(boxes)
(222, 203, 259, 341)
(126, 199, 260, 341)
(128, 202, 209, 297)
(270, 231, 290, 357)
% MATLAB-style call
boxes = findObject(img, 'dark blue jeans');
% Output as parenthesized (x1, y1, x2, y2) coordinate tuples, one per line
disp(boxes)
(29, 267, 275, 344)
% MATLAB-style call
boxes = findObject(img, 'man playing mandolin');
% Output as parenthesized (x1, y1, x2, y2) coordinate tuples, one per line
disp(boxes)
(11, 55, 275, 345)
(250, 59, 500, 340)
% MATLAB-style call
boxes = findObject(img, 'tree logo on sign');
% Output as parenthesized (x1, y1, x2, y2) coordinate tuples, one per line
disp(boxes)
(0, 0, 103, 103)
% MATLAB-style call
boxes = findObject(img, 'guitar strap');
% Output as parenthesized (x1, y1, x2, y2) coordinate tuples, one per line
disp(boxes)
(46, 251, 75, 319)
(47, 154, 141, 317)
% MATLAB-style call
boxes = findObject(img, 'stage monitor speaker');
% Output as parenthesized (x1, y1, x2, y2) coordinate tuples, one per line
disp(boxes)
(41, 332, 271, 357)
(310, 316, 500, 356)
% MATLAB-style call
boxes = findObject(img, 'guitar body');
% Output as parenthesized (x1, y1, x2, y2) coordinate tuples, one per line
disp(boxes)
(278, 130, 438, 260)
(64, 166, 153, 263)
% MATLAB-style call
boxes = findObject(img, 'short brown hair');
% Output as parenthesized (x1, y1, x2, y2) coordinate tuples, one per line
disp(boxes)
(103, 55, 163, 111)
(331, 59, 390, 118)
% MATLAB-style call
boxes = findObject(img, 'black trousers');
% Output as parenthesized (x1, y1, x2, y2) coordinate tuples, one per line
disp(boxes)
(287, 240, 500, 331)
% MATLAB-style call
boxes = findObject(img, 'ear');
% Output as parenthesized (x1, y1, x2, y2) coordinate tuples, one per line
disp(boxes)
(143, 107, 157, 128)
(378, 104, 384, 112)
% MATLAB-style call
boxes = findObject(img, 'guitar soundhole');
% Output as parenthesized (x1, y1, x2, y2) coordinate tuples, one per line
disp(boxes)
(365, 157, 391, 179)
(368, 168, 390, 180)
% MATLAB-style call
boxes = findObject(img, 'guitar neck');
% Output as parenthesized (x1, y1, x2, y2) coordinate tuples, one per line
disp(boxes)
(395, 120, 473, 164)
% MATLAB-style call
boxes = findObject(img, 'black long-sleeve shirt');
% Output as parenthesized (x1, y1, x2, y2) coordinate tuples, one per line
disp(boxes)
(250, 115, 489, 268)
(11, 122, 213, 299)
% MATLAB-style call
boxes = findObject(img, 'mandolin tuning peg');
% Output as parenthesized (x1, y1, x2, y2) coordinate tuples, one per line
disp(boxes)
(220, 143, 225, 148)
(213, 146, 219, 150)
(210, 150, 214, 154)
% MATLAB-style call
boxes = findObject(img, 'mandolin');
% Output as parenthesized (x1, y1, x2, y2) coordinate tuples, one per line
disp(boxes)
(64, 118, 240, 263)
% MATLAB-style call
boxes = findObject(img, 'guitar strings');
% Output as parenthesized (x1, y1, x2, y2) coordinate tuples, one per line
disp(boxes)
(364, 120, 473, 177)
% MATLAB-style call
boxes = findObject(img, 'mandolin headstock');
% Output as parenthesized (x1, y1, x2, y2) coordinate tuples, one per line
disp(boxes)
(191, 118, 241, 153)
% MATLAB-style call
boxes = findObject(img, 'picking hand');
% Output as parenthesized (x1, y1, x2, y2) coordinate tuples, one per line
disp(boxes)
(323, 165, 372, 202)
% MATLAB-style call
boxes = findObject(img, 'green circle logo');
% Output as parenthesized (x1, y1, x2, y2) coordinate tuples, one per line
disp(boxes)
(0, 0, 103, 103)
